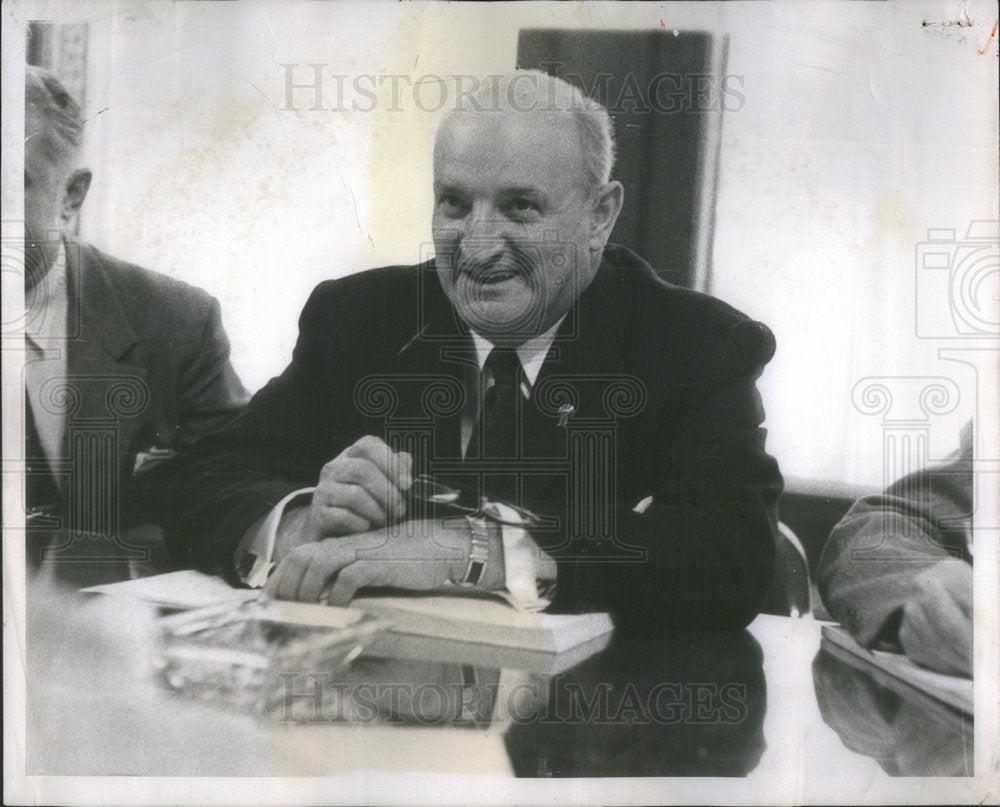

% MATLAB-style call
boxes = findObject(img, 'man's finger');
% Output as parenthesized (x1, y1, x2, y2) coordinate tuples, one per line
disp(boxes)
(345, 436, 413, 492)
(297, 539, 355, 603)
(324, 478, 387, 527)
(265, 546, 312, 601)
(900, 596, 972, 676)
(924, 590, 971, 644)
(330, 456, 407, 521)
(918, 559, 972, 615)
(393, 450, 414, 489)
(948, 569, 974, 616)
(310, 503, 371, 538)
(324, 562, 372, 607)
(925, 594, 974, 674)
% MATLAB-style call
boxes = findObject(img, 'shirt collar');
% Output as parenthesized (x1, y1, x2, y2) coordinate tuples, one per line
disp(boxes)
(25, 239, 69, 350)
(469, 316, 565, 387)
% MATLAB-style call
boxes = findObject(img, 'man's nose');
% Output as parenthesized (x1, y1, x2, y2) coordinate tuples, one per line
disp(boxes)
(459, 203, 510, 261)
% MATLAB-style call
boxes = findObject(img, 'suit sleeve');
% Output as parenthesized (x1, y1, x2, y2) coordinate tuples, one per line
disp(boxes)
(161, 288, 336, 577)
(554, 318, 782, 632)
(817, 425, 973, 646)
(130, 293, 249, 534)
(175, 296, 250, 448)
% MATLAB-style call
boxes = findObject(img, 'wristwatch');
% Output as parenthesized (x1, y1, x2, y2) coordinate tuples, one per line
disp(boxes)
(460, 515, 490, 586)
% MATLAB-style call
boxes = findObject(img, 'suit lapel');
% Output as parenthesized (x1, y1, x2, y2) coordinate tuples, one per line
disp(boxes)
(65, 243, 148, 465)
(524, 263, 631, 456)
(393, 266, 475, 465)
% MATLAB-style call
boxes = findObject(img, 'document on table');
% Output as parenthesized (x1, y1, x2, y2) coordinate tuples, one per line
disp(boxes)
(82, 570, 259, 610)
(83, 570, 614, 654)
(820, 624, 973, 715)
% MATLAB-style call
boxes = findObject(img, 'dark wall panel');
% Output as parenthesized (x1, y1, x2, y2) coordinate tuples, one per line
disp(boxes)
(517, 29, 714, 286)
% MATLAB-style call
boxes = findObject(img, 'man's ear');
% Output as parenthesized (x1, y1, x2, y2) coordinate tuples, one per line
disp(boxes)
(588, 180, 624, 252)
(61, 169, 92, 220)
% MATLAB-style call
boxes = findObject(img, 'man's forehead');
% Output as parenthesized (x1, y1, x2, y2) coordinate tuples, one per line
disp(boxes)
(434, 108, 586, 187)
(439, 107, 580, 150)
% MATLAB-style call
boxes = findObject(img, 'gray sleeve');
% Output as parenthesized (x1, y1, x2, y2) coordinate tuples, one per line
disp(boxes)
(817, 422, 973, 645)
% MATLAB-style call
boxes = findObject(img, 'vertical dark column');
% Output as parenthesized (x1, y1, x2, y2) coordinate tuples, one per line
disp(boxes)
(567, 423, 616, 544)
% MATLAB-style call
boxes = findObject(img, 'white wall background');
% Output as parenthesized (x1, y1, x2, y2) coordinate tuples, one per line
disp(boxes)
(39, 0, 998, 488)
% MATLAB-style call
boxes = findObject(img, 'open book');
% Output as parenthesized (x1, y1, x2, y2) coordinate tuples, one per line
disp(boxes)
(82, 571, 614, 656)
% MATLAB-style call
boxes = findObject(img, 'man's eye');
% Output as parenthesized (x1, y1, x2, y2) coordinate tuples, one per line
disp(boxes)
(506, 198, 540, 216)
(437, 195, 467, 216)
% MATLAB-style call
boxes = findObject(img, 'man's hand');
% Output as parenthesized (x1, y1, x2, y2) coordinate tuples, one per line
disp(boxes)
(265, 518, 504, 605)
(898, 558, 973, 677)
(305, 435, 413, 541)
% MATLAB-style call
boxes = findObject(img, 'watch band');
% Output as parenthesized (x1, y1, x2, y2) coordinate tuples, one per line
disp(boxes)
(460, 515, 490, 586)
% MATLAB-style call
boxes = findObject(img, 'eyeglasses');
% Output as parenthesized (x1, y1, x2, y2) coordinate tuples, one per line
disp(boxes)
(25, 503, 60, 527)
(407, 474, 542, 528)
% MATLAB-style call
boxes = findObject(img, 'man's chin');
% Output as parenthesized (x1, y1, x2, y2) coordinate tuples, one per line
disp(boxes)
(455, 298, 546, 343)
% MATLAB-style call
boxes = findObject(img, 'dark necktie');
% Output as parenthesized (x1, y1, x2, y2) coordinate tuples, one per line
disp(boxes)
(466, 348, 522, 506)
(482, 347, 521, 459)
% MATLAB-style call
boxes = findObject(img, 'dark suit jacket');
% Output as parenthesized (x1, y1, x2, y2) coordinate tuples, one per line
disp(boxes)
(166, 245, 782, 630)
(26, 239, 248, 582)
(817, 422, 973, 646)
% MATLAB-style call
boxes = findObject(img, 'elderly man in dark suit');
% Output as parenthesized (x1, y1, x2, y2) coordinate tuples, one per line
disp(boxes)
(23, 66, 248, 584)
(168, 71, 782, 631)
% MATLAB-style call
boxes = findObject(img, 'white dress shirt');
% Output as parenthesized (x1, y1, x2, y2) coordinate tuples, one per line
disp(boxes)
(24, 241, 69, 476)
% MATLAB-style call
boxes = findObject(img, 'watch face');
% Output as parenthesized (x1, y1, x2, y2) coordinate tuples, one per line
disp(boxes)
(465, 560, 486, 586)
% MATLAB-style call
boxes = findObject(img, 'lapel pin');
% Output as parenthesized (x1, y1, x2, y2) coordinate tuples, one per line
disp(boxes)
(557, 403, 575, 427)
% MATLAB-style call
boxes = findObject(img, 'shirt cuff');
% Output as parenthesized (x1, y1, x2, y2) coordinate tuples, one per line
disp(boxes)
(235, 487, 315, 587)
(491, 503, 557, 613)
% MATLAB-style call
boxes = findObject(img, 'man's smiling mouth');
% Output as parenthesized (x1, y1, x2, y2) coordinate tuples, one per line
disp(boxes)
(476, 267, 518, 284)
(457, 251, 528, 286)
